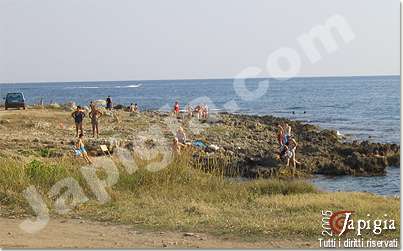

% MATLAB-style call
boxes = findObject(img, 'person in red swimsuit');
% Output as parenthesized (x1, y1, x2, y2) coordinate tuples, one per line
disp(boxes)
(173, 101, 180, 117)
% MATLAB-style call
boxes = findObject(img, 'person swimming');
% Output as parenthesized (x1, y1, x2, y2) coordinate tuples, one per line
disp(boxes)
(74, 133, 92, 164)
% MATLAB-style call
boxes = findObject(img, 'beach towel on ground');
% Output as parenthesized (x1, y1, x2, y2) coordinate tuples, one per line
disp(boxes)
(192, 140, 207, 149)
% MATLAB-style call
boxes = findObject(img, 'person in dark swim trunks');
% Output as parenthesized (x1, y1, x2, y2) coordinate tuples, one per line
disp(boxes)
(106, 96, 113, 110)
(89, 104, 103, 138)
(71, 106, 86, 137)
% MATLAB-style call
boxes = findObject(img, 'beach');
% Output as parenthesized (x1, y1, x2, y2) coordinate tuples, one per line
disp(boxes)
(1, 0, 399, 248)
(0, 106, 398, 177)
(0, 107, 400, 248)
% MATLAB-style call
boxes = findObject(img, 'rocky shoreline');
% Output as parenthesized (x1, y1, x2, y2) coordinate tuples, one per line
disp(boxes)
(85, 108, 400, 177)
(0, 106, 399, 178)
(196, 112, 400, 177)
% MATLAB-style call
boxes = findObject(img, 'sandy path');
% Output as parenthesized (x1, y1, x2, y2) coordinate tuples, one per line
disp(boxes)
(0, 217, 317, 248)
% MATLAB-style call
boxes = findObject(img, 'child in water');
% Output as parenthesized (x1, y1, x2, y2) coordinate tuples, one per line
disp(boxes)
(74, 133, 92, 164)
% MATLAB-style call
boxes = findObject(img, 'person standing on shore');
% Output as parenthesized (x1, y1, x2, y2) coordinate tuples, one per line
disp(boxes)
(202, 104, 209, 119)
(173, 101, 180, 117)
(286, 136, 301, 175)
(71, 106, 86, 137)
(106, 96, 113, 110)
(89, 104, 103, 138)
(284, 123, 292, 144)
(277, 125, 284, 146)
(185, 104, 193, 118)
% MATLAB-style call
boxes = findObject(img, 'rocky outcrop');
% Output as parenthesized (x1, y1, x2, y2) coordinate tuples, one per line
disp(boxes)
(191, 113, 400, 177)
(1, 108, 397, 178)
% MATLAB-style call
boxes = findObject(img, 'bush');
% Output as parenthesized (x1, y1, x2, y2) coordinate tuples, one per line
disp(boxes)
(25, 159, 68, 187)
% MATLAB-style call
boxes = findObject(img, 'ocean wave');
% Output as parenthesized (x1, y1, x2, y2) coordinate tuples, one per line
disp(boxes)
(320, 104, 350, 109)
(285, 106, 305, 110)
(64, 86, 100, 89)
(115, 84, 142, 88)
(337, 126, 376, 132)
(63, 84, 142, 90)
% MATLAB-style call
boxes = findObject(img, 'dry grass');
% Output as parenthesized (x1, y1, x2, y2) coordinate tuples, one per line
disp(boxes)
(0, 154, 399, 242)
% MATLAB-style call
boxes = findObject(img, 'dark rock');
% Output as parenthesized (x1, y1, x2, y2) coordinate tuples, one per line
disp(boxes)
(113, 104, 125, 110)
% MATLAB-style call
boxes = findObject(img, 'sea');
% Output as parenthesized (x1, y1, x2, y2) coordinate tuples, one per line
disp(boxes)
(0, 75, 400, 196)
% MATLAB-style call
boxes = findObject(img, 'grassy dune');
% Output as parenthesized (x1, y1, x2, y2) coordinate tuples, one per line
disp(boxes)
(0, 153, 399, 242)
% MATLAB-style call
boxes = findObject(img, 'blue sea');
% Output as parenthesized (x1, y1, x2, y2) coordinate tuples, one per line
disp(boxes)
(0, 75, 400, 195)
(0, 75, 399, 144)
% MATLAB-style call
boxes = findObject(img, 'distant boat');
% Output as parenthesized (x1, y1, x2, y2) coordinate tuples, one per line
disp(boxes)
(115, 84, 142, 88)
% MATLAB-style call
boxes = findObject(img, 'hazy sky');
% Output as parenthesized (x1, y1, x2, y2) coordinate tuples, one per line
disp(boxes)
(0, 0, 400, 83)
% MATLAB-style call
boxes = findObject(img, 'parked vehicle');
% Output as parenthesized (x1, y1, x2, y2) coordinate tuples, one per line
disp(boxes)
(5, 92, 26, 110)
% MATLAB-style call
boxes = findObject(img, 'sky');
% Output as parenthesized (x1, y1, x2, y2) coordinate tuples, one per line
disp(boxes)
(0, 0, 400, 83)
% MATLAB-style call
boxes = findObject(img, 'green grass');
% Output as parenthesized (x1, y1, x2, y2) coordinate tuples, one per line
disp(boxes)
(0, 154, 399, 242)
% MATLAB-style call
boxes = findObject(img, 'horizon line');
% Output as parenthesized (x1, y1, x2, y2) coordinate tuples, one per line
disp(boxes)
(0, 73, 400, 85)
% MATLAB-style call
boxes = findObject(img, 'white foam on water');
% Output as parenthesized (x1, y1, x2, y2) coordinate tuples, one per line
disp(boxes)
(64, 86, 100, 89)
(115, 84, 142, 88)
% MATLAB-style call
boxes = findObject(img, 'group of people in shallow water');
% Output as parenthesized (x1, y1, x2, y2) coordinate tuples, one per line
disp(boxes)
(277, 123, 301, 170)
